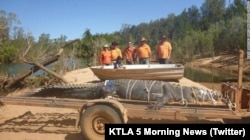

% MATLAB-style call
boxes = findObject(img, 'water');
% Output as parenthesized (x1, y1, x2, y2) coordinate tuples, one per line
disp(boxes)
(184, 66, 237, 83)
(0, 62, 32, 76)
(0, 58, 90, 76)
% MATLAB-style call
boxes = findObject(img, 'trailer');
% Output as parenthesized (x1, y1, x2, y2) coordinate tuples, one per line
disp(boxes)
(0, 50, 249, 140)
(1, 82, 250, 140)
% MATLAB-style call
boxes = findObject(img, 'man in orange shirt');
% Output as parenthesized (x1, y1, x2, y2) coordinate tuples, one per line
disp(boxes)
(99, 44, 112, 65)
(135, 37, 151, 64)
(110, 41, 122, 65)
(156, 35, 172, 64)
(122, 41, 136, 64)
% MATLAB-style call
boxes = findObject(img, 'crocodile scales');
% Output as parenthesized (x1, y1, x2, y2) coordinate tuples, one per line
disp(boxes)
(29, 82, 107, 99)
(29, 79, 222, 108)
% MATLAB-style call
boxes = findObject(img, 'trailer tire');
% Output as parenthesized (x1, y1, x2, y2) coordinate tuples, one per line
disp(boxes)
(80, 104, 122, 140)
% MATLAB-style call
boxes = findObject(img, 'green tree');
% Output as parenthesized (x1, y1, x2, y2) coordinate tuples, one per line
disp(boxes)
(0, 45, 17, 63)
(0, 10, 20, 44)
(200, 0, 226, 29)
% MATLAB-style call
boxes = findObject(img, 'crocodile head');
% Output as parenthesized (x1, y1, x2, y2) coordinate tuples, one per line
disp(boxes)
(192, 87, 222, 103)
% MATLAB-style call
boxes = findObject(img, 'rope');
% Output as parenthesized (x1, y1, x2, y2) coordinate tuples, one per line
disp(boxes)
(201, 89, 206, 102)
(104, 80, 108, 86)
(206, 89, 212, 100)
(145, 81, 156, 102)
(180, 85, 188, 106)
(125, 80, 132, 99)
(191, 87, 200, 105)
(227, 99, 236, 110)
(128, 80, 138, 100)
(144, 81, 149, 101)
(208, 90, 217, 105)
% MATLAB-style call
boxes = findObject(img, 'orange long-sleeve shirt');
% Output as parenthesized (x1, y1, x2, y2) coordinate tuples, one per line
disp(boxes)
(99, 50, 112, 65)
(156, 41, 172, 59)
(111, 47, 122, 61)
(136, 44, 151, 58)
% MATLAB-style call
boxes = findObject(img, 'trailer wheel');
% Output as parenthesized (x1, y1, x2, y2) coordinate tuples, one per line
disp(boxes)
(80, 104, 122, 140)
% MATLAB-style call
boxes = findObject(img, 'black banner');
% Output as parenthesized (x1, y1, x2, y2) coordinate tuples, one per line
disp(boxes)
(105, 124, 250, 139)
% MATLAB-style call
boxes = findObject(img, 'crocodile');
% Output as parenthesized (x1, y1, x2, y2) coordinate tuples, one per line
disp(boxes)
(29, 79, 222, 109)
(103, 79, 221, 108)
(28, 82, 108, 99)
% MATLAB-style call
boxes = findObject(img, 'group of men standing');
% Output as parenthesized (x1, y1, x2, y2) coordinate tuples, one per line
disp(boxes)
(99, 35, 172, 66)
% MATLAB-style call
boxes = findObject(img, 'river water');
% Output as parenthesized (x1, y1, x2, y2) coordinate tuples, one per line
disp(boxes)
(184, 67, 236, 83)
(0, 58, 91, 77)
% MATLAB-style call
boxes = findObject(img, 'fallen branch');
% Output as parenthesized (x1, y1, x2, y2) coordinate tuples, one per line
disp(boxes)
(2, 39, 80, 89)
(34, 62, 68, 83)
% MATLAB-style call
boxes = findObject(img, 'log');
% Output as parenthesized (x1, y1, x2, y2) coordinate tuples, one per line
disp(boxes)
(34, 62, 68, 83)
(2, 39, 79, 89)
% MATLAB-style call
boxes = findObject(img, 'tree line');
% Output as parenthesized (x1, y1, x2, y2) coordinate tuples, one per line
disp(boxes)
(0, 0, 247, 66)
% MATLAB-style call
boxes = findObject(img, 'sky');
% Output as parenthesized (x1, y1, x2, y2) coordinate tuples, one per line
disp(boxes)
(1, 0, 206, 41)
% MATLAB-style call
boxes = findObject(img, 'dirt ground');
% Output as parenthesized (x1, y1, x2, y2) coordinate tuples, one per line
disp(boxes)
(0, 54, 250, 140)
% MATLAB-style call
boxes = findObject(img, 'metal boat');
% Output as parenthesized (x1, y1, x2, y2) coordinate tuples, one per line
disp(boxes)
(90, 64, 184, 81)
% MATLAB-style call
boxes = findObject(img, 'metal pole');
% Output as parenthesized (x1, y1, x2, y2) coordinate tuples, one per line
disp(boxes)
(236, 50, 243, 111)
